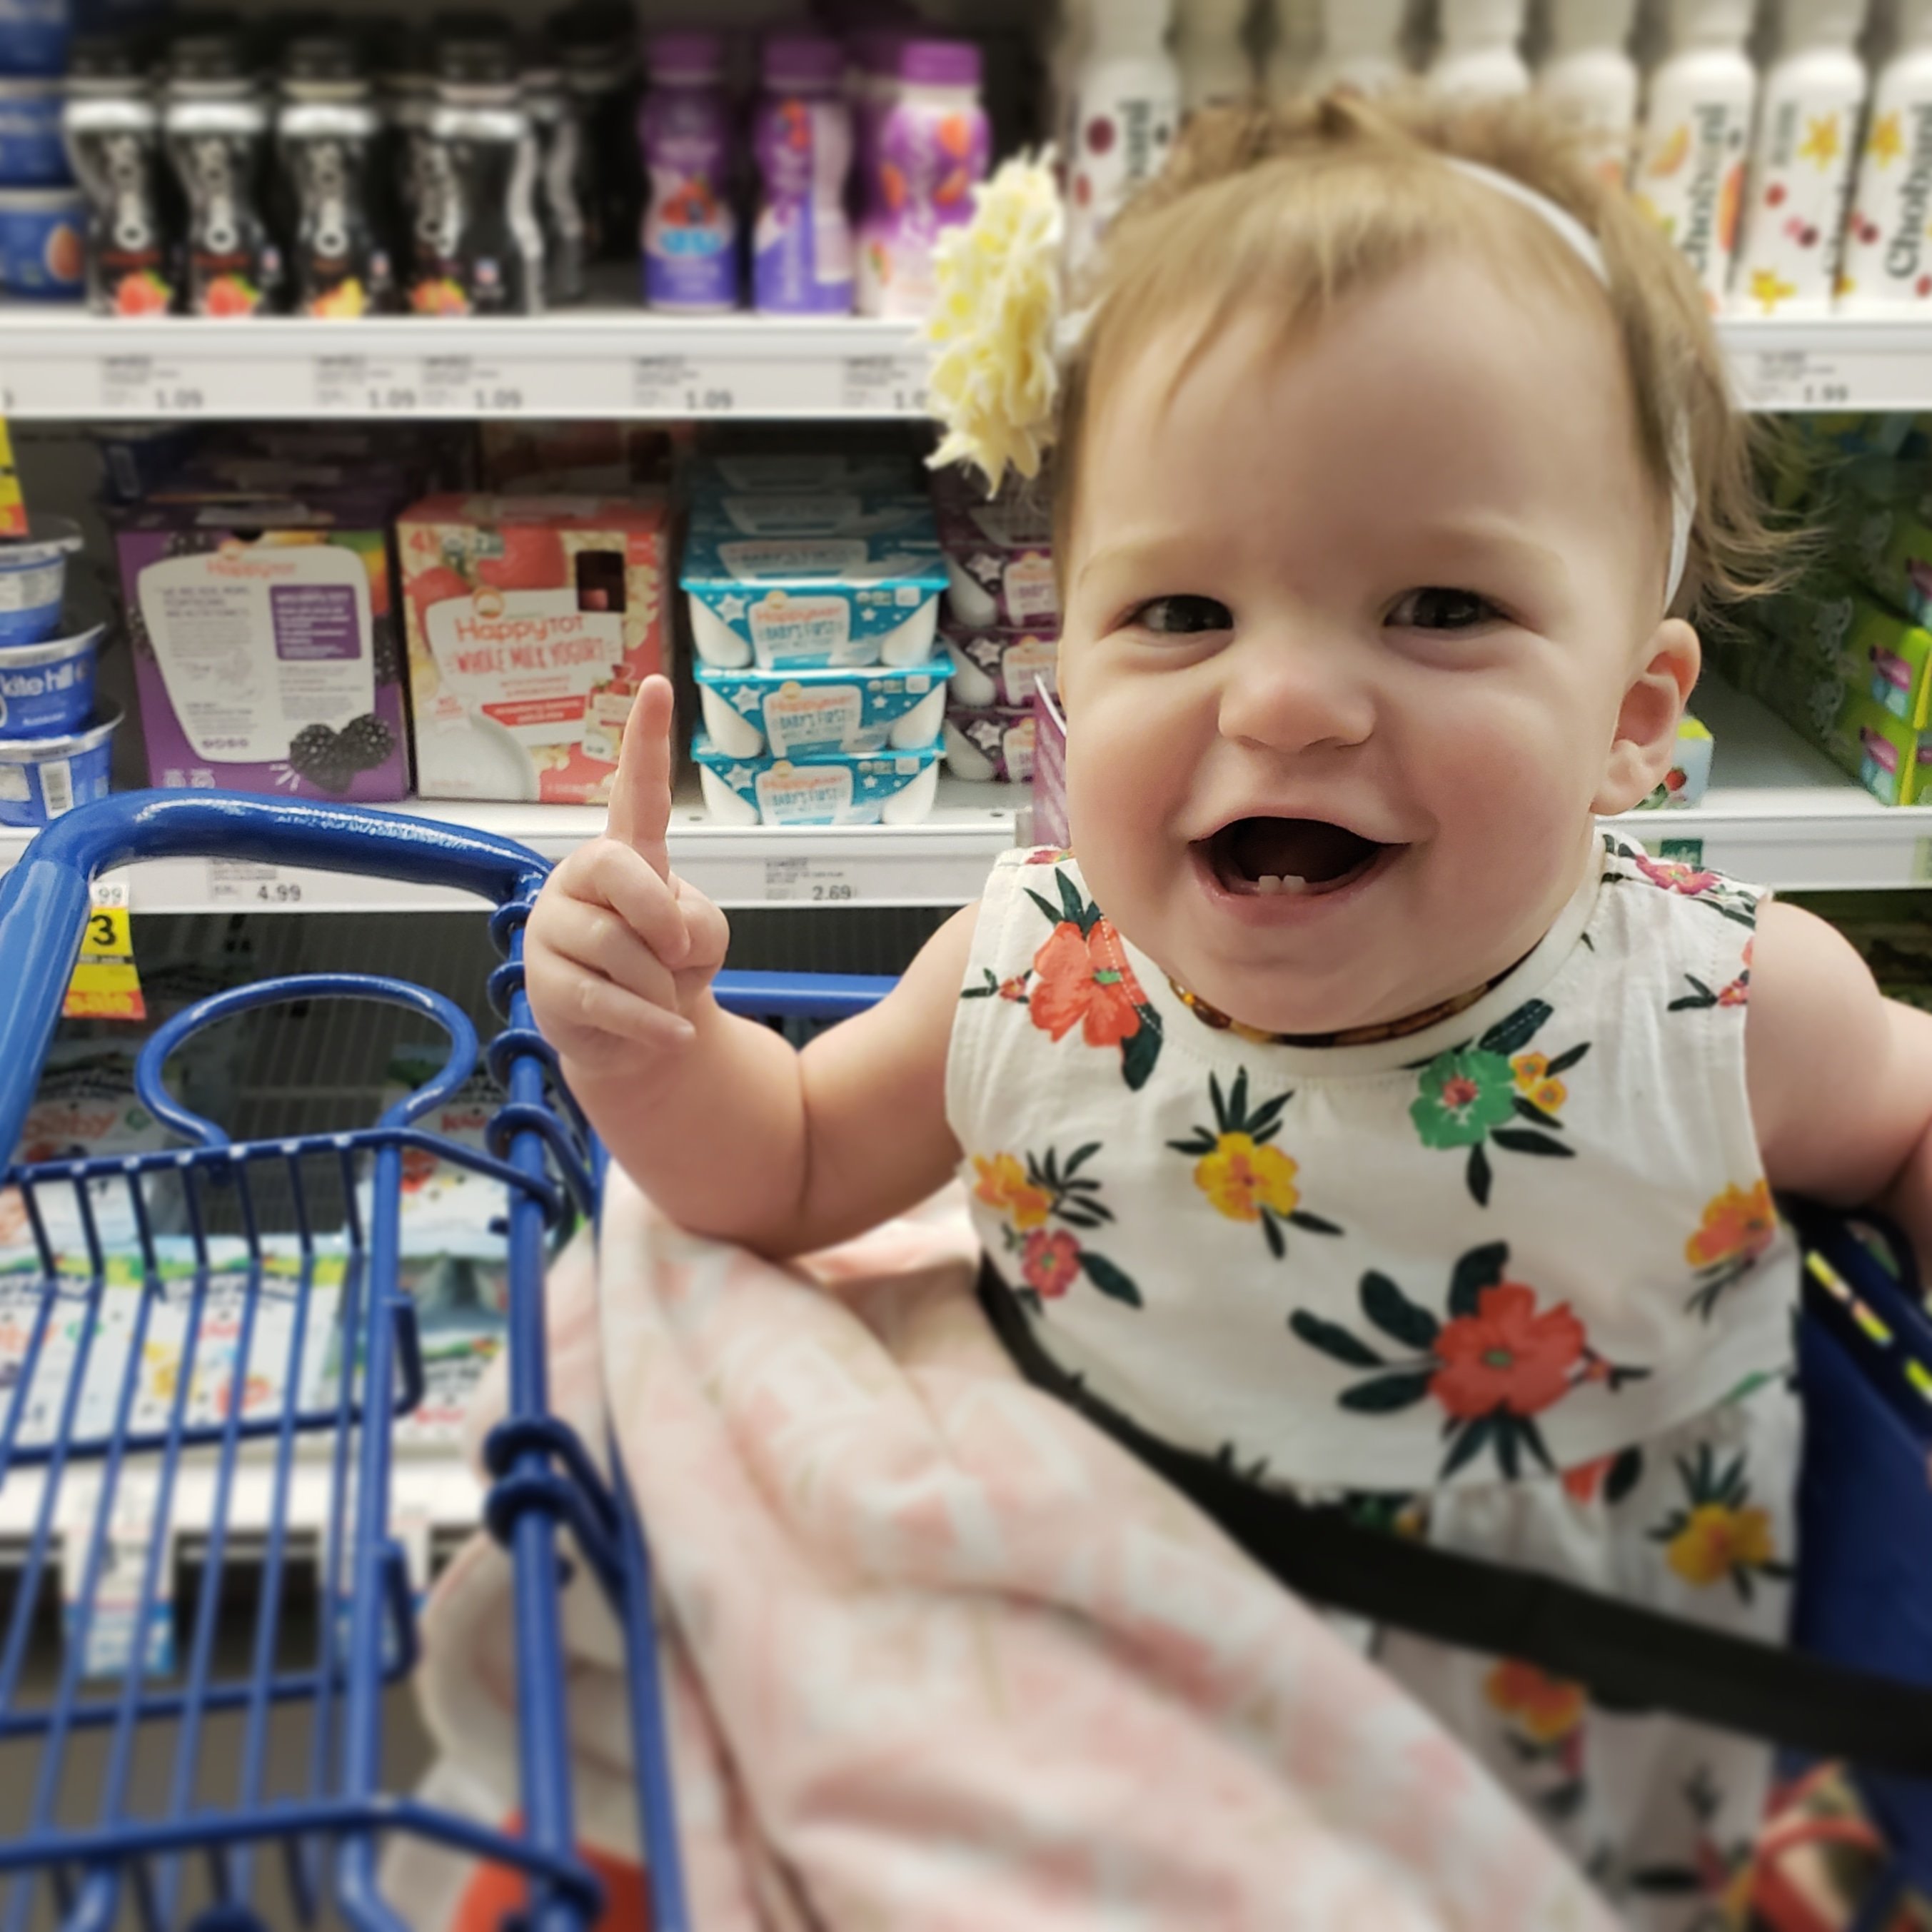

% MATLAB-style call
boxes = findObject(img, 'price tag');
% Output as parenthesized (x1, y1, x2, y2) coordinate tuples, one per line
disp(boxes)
(631, 355, 739, 413)
(1741, 348, 1853, 410)
(206, 860, 306, 907)
(0, 416, 21, 538)
(763, 856, 860, 903)
(418, 355, 524, 413)
(99, 355, 205, 415)
(842, 350, 930, 415)
(64, 879, 144, 1022)
(313, 353, 421, 413)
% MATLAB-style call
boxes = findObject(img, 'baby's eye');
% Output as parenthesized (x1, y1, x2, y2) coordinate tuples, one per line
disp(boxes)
(1129, 594, 1232, 635)
(1387, 587, 1504, 631)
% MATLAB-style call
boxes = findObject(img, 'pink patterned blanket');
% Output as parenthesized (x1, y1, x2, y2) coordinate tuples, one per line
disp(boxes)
(391, 1174, 1610, 1931)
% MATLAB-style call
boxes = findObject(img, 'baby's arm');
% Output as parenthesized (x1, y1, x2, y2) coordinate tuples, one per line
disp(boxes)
(524, 676, 970, 1257)
(1749, 901, 1932, 1259)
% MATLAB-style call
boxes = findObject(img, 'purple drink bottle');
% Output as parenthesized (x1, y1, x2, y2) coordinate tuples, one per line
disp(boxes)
(751, 33, 852, 316)
(857, 38, 988, 318)
(639, 30, 737, 312)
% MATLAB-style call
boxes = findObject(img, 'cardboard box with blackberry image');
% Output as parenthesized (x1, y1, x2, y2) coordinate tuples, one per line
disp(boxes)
(397, 495, 670, 805)
(114, 500, 410, 801)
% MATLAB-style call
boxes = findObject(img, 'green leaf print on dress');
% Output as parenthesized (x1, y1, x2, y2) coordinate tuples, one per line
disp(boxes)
(1409, 1000, 1590, 1205)
(1287, 1242, 1650, 1481)
(971, 1145, 1143, 1309)
(1166, 1069, 1342, 1260)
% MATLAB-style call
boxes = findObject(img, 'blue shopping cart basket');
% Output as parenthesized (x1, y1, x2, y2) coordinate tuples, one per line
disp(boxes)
(0, 790, 690, 1932)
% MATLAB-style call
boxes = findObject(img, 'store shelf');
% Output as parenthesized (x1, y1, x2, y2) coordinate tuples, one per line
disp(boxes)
(1609, 678, 1932, 889)
(0, 775, 1025, 913)
(2, 308, 1930, 421)
(0, 301, 933, 422)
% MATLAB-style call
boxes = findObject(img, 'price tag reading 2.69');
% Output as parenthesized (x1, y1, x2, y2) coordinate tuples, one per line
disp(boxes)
(764, 857, 859, 903)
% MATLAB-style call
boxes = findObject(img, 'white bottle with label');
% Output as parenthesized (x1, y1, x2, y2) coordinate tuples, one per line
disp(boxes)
(1310, 0, 1409, 94)
(1537, 0, 1640, 182)
(1177, 0, 1256, 109)
(1837, 0, 1932, 307)
(1267, 0, 1324, 99)
(1731, 0, 1868, 314)
(1432, 0, 1532, 96)
(1065, 0, 1179, 277)
(1629, 0, 1759, 308)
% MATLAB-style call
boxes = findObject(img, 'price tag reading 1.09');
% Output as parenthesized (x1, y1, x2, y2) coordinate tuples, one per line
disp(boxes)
(314, 354, 420, 413)
(842, 352, 929, 415)
(100, 356, 205, 416)
(631, 356, 735, 414)
(206, 860, 304, 907)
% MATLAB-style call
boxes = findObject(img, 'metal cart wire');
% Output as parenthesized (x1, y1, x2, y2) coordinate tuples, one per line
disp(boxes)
(0, 790, 688, 1932)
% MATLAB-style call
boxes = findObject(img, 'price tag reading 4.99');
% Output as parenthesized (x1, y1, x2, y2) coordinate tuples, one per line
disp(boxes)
(206, 860, 303, 907)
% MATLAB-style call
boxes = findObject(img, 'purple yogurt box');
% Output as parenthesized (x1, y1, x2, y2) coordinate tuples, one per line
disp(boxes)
(930, 462, 1058, 630)
(114, 500, 411, 801)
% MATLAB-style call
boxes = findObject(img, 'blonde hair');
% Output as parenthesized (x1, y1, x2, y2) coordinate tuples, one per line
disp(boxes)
(1054, 91, 1790, 620)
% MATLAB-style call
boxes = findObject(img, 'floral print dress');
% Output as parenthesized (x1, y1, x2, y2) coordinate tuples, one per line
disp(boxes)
(947, 836, 1797, 1931)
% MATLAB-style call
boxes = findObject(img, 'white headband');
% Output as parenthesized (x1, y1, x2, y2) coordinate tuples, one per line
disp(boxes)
(1443, 158, 1696, 610)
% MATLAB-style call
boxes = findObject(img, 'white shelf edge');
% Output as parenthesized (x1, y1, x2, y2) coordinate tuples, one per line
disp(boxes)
(0, 311, 1926, 420)
(0, 779, 1025, 913)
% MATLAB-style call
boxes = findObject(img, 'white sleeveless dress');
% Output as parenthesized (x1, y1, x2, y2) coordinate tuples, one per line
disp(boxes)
(946, 832, 1799, 1928)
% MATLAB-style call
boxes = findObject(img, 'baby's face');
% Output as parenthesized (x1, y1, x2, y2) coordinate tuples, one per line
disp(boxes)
(1056, 250, 1693, 1035)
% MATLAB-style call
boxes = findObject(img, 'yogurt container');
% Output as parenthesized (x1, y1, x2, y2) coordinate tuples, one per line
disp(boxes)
(931, 463, 1057, 629)
(941, 623, 1059, 710)
(0, 79, 67, 184)
(694, 656, 952, 758)
(944, 704, 1035, 784)
(0, 0, 71, 76)
(0, 706, 118, 825)
(691, 735, 941, 826)
(681, 498, 948, 672)
(0, 185, 84, 295)
(0, 516, 84, 645)
(0, 620, 101, 738)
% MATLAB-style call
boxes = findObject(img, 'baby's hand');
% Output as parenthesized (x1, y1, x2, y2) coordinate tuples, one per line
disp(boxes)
(524, 675, 730, 1076)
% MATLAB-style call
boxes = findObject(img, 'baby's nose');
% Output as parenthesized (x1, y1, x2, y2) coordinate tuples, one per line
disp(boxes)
(1216, 630, 1375, 755)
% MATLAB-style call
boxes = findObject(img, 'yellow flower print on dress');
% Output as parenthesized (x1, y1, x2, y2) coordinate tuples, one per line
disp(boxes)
(1649, 1442, 1793, 1603)
(1168, 1070, 1342, 1260)
(1511, 1052, 1569, 1117)
(1485, 1659, 1585, 1744)
(972, 1144, 1142, 1307)
(1684, 1179, 1779, 1319)
(972, 1152, 1051, 1230)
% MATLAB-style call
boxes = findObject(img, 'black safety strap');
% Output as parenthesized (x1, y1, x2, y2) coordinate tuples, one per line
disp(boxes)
(979, 1261, 1932, 1779)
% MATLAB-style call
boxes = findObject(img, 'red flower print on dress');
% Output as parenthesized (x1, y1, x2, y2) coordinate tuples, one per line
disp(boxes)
(1682, 1179, 1778, 1319)
(1289, 1243, 1650, 1480)
(1030, 917, 1146, 1049)
(1015, 865, 1164, 1088)
(1635, 852, 1721, 896)
(1669, 938, 1753, 1014)
(1021, 1227, 1083, 1298)
(1430, 1284, 1585, 1420)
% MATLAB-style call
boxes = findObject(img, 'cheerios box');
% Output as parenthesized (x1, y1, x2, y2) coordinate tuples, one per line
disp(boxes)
(114, 499, 411, 801)
(396, 493, 669, 804)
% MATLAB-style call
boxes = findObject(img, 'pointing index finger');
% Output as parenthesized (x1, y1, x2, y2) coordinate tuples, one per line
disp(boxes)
(605, 675, 678, 878)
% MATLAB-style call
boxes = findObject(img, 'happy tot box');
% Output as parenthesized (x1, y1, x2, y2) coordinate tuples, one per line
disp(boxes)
(396, 494, 669, 805)
(114, 501, 410, 800)
(680, 490, 947, 672)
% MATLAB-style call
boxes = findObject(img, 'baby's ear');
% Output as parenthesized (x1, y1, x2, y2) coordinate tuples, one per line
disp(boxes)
(1592, 620, 1701, 816)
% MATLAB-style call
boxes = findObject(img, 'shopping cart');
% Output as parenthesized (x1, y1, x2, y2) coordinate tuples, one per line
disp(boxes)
(0, 790, 688, 1932)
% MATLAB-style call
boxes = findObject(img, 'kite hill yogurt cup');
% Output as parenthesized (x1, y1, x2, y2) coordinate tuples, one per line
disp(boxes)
(0, 622, 102, 738)
(0, 516, 83, 645)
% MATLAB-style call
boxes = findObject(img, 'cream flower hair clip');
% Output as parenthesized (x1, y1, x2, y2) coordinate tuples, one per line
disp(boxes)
(924, 152, 1067, 498)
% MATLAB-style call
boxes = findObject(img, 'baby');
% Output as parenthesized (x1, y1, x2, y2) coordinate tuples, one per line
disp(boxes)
(526, 96, 1932, 1923)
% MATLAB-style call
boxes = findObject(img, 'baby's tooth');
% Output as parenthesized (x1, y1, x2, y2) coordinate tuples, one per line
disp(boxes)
(1281, 875, 1309, 895)
(1255, 874, 1283, 895)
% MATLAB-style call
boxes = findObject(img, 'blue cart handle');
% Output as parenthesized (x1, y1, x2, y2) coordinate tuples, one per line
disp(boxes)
(0, 790, 550, 1166)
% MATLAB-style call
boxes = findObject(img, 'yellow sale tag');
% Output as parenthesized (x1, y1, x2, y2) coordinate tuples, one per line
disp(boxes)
(64, 883, 144, 1022)
(0, 420, 24, 540)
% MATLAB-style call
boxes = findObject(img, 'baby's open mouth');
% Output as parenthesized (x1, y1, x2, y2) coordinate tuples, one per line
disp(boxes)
(1201, 817, 1394, 897)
